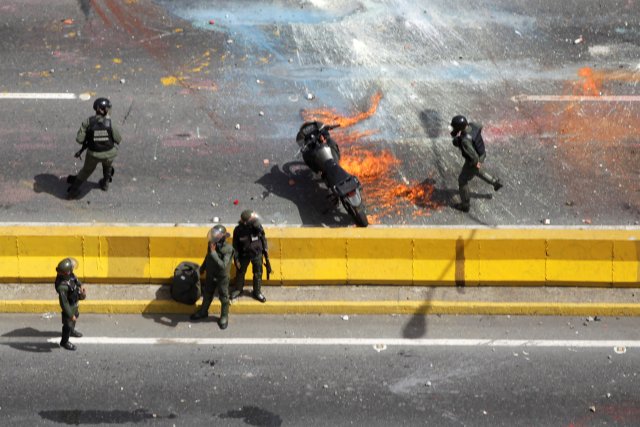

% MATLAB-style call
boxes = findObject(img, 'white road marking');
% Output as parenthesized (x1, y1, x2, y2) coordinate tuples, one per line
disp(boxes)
(43, 337, 640, 347)
(0, 92, 77, 100)
(512, 95, 640, 103)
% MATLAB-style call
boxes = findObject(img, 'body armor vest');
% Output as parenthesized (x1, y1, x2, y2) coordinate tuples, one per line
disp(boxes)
(457, 123, 486, 162)
(235, 224, 264, 257)
(87, 116, 115, 152)
(55, 275, 81, 305)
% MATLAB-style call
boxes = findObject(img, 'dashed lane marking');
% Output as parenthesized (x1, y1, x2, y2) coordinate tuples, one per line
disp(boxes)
(0, 93, 84, 100)
(512, 95, 640, 103)
(37, 337, 640, 347)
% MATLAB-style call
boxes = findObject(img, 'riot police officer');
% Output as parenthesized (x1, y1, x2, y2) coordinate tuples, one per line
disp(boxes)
(67, 97, 122, 199)
(450, 115, 503, 212)
(55, 258, 86, 351)
(190, 225, 235, 330)
(231, 210, 268, 303)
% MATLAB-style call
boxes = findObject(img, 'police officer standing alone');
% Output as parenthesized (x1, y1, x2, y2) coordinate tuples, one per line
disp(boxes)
(67, 97, 122, 199)
(190, 225, 235, 330)
(231, 210, 268, 303)
(55, 258, 86, 351)
(450, 115, 503, 213)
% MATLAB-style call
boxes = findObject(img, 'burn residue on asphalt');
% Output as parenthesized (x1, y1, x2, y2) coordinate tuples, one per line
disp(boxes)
(303, 92, 443, 223)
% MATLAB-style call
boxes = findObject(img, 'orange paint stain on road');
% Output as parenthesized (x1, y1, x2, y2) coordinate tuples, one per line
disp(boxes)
(302, 93, 443, 223)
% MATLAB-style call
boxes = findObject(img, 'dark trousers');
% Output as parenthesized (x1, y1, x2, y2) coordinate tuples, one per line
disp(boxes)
(458, 162, 498, 205)
(61, 309, 78, 344)
(197, 276, 230, 316)
(76, 153, 114, 183)
(235, 254, 263, 293)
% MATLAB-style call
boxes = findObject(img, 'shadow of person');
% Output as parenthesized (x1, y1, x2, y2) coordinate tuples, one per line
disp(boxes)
(255, 162, 353, 227)
(419, 109, 442, 139)
(33, 173, 97, 200)
(142, 285, 188, 327)
(2, 327, 61, 353)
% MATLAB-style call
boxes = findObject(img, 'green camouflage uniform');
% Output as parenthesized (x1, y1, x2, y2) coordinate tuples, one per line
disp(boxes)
(195, 242, 234, 318)
(453, 123, 501, 209)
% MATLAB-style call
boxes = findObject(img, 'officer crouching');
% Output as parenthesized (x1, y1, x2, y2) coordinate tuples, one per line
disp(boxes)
(55, 258, 86, 351)
(67, 97, 122, 199)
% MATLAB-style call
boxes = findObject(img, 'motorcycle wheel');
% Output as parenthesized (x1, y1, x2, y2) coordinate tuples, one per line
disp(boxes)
(343, 200, 369, 227)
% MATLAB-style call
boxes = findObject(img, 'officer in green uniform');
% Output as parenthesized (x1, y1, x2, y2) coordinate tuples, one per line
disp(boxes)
(67, 97, 122, 199)
(450, 115, 503, 212)
(231, 210, 268, 303)
(190, 225, 235, 329)
(55, 258, 86, 351)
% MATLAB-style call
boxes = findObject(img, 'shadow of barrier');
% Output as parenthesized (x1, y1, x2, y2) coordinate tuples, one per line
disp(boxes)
(0, 225, 639, 287)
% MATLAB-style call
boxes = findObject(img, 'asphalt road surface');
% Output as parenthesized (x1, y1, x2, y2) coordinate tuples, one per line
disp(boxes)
(0, 0, 638, 226)
(1, 314, 639, 426)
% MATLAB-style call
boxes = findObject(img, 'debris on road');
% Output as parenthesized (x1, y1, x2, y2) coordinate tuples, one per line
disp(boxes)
(542, 218, 551, 225)
(373, 343, 387, 352)
(341, 315, 349, 321)
(589, 405, 596, 413)
(574, 35, 584, 44)
(614, 346, 627, 354)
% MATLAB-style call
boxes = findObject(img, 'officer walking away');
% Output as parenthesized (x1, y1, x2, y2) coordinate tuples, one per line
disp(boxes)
(67, 97, 122, 199)
(55, 258, 86, 351)
(231, 210, 268, 303)
(190, 225, 235, 330)
(449, 115, 503, 212)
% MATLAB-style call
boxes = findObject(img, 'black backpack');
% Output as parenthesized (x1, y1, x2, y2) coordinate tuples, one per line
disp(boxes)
(171, 262, 202, 305)
(469, 123, 486, 157)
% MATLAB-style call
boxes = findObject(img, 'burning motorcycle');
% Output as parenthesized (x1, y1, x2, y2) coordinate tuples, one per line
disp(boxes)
(295, 121, 369, 227)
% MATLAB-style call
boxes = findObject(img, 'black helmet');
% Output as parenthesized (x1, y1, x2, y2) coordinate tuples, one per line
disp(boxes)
(240, 209, 255, 223)
(56, 257, 78, 275)
(93, 97, 112, 112)
(207, 225, 230, 243)
(450, 115, 468, 133)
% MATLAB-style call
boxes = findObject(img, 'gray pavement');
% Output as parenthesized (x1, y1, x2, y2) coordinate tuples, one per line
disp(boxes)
(3, 282, 640, 304)
(0, 0, 638, 226)
(1, 314, 640, 426)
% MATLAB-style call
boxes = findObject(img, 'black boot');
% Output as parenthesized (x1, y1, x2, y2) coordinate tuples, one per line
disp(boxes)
(67, 179, 84, 199)
(60, 341, 77, 351)
(190, 311, 208, 321)
(218, 303, 229, 330)
(453, 202, 470, 213)
(493, 180, 503, 192)
(99, 178, 109, 191)
(70, 329, 83, 338)
(252, 290, 266, 303)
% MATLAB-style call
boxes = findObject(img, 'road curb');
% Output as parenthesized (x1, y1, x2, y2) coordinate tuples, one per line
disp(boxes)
(3, 300, 640, 316)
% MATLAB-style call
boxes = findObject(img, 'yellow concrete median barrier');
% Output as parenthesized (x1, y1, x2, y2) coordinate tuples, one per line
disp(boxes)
(0, 225, 638, 287)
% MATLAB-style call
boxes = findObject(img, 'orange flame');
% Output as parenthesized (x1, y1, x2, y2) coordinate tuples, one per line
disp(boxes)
(302, 91, 443, 223)
(302, 92, 383, 128)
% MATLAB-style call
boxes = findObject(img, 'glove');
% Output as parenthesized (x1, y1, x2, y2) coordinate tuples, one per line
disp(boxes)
(78, 286, 87, 300)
